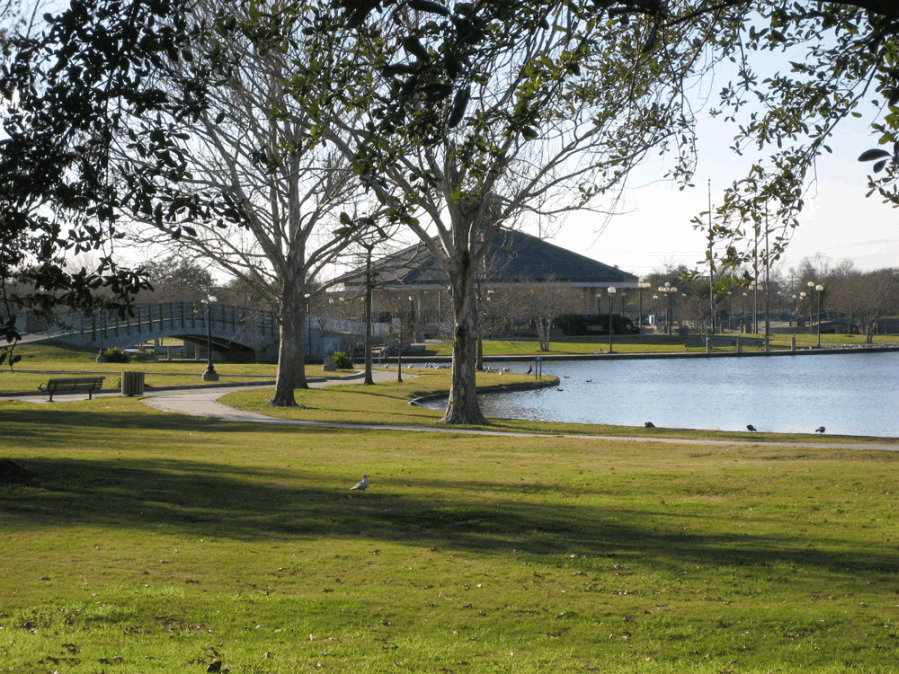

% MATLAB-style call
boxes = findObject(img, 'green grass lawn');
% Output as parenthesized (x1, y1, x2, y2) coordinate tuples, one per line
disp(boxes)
(426, 333, 899, 357)
(2, 384, 898, 672)
(0, 344, 360, 392)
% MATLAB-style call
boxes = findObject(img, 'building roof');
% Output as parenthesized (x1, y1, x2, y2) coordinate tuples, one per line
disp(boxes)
(339, 228, 639, 291)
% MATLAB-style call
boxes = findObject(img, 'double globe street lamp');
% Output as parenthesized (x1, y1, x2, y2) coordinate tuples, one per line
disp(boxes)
(607, 286, 616, 353)
(657, 282, 678, 335)
(637, 280, 651, 331)
(808, 281, 825, 348)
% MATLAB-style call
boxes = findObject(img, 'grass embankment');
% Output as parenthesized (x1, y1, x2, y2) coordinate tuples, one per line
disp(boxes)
(1, 394, 897, 673)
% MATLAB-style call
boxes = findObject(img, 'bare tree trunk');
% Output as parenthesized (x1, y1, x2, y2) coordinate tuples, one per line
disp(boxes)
(536, 317, 551, 351)
(442, 252, 487, 425)
(269, 289, 307, 406)
(364, 247, 374, 385)
(396, 318, 403, 383)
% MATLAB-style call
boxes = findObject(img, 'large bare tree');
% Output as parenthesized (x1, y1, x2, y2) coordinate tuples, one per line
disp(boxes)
(121, 1, 377, 405)
(324, 1, 716, 424)
(830, 267, 899, 343)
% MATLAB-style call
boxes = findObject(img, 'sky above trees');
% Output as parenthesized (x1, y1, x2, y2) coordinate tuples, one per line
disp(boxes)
(546, 104, 897, 279)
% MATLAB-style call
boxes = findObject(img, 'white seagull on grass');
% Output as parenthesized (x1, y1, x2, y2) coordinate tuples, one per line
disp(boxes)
(350, 475, 369, 492)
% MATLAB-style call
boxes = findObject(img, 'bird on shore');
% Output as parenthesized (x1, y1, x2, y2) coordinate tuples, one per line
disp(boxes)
(526, 366, 532, 374)
(644, 421, 655, 428)
(746, 424, 757, 432)
(350, 475, 369, 492)
(815, 426, 825, 433)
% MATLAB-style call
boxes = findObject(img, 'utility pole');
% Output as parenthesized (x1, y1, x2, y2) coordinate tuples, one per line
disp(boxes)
(708, 180, 715, 335)
(764, 207, 770, 352)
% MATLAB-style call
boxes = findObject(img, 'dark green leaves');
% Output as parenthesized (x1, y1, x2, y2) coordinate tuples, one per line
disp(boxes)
(0, 0, 205, 346)
(858, 147, 895, 173)
(448, 86, 470, 128)
(401, 36, 429, 61)
(858, 149, 892, 162)
(407, 0, 450, 17)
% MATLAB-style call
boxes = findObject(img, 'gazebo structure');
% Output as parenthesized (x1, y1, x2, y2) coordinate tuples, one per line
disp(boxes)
(334, 228, 639, 336)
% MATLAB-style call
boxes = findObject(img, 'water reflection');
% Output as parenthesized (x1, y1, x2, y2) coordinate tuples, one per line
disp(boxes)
(420, 352, 899, 437)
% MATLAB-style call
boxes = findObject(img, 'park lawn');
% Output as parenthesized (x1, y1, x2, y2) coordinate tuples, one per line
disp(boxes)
(1, 396, 897, 673)
(426, 333, 899, 358)
(0, 368, 276, 393)
(429, 338, 692, 357)
(0, 367, 357, 394)
(0, 343, 357, 392)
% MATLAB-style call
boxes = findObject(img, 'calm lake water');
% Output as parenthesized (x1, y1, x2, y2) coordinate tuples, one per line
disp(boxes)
(421, 352, 899, 437)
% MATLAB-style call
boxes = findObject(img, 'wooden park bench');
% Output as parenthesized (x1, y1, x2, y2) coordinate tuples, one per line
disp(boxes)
(37, 376, 105, 402)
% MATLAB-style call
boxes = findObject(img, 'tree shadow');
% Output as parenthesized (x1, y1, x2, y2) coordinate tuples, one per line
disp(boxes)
(3, 450, 896, 578)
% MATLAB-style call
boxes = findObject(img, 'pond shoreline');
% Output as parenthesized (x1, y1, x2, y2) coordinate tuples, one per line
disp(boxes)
(403, 344, 899, 364)
(416, 350, 899, 437)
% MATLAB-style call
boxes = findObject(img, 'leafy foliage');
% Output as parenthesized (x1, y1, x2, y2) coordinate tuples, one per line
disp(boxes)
(102, 347, 130, 363)
(0, 0, 210, 356)
(331, 351, 354, 369)
(699, 1, 899, 270)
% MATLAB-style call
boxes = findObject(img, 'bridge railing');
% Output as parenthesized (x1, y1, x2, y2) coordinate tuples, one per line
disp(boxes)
(40, 302, 279, 346)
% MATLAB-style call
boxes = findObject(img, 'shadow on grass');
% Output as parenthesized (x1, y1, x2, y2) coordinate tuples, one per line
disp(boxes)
(3, 451, 896, 579)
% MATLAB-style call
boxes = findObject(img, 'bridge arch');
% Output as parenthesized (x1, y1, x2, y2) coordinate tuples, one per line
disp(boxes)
(23, 302, 281, 358)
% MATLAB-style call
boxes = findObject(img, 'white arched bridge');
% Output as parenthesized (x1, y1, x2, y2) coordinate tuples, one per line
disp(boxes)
(19, 302, 385, 361)
(19, 302, 298, 357)
(20, 302, 283, 359)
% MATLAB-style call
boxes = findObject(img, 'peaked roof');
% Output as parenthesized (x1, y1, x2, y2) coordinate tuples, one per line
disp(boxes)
(339, 228, 638, 291)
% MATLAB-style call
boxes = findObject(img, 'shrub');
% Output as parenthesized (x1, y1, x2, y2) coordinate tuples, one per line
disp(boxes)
(103, 347, 130, 363)
(332, 351, 353, 369)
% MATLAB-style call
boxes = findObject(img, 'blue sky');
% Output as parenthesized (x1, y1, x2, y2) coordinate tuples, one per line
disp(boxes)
(547, 47, 898, 279)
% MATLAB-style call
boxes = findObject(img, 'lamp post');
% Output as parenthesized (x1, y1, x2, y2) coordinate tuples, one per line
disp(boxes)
(809, 282, 824, 347)
(637, 281, 650, 331)
(607, 287, 616, 353)
(657, 282, 677, 335)
(799, 291, 807, 322)
(305, 293, 312, 363)
(726, 291, 733, 331)
(201, 296, 218, 381)
(398, 296, 412, 383)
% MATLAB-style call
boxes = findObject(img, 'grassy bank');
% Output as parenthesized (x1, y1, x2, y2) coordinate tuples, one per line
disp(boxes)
(423, 332, 898, 357)
(2, 389, 899, 672)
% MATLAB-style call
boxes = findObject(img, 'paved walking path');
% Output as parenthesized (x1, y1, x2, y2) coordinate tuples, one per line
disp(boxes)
(5, 371, 897, 451)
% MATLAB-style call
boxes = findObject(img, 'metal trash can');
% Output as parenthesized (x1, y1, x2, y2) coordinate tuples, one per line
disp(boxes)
(121, 371, 145, 396)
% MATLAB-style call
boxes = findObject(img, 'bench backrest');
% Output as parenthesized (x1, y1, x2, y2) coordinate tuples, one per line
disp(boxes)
(46, 377, 104, 389)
